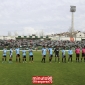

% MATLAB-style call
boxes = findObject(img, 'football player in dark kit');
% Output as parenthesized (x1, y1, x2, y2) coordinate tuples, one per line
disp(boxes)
(54, 46, 60, 63)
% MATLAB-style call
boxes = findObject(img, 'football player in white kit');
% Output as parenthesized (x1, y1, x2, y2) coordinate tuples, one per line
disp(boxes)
(9, 47, 13, 63)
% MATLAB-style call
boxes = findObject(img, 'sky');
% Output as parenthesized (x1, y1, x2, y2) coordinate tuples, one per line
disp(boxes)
(0, 0, 85, 36)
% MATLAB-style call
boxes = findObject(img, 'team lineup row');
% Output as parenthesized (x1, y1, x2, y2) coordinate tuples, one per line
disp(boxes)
(1, 46, 85, 63)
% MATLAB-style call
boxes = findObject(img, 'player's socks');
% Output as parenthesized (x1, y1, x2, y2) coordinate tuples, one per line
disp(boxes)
(9, 59, 11, 63)
(44, 58, 45, 63)
(58, 58, 59, 62)
(49, 58, 50, 62)
(5, 58, 6, 61)
(30, 58, 31, 62)
(25, 61, 27, 63)
(32, 57, 33, 61)
(25, 58, 26, 61)
(84, 58, 85, 62)
(68, 57, 69, 63)
(42, 58, 43, 62)
(19, 58, 20, 62)
(16, 58, 17, 62)
(2, 58, 4, 61)
(71, 58, 72, 62)
(2, 58, 4, 63)
(23, 58, 24, 61)
(76, 58, 77, 62)
(29, 57, 31, 61)
(43, 57, 45, 62)
(31, 58, 32, 61)
(62, 58, 63, 62)
(78, 57, 79, 62)
(23, 59, 24, 62)
(50, 58, 52, 62)
(50, 57, 52, 61)
(10, 59, 12, 63)
(55, 57, 56, 62)
(41, 58, 43, 62)
(50, 59, 52, 62)
(65, 58, 66, 63)
(81, 58, 82, 62)
(68, 58, 69, 62)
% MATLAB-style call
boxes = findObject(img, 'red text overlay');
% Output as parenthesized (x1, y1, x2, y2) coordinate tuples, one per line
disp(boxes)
(32, 76, 53, 84)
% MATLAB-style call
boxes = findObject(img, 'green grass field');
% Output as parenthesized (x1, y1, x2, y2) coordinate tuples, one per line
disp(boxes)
(0, 51, 85, 85)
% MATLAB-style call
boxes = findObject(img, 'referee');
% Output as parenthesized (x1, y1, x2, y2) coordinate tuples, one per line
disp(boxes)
(54, 46, 60, 63)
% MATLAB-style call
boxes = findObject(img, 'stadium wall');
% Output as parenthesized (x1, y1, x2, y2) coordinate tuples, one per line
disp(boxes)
(0, 36, 16, 40)
(0, 36, 83, 41)
(51, 37, 82, 41)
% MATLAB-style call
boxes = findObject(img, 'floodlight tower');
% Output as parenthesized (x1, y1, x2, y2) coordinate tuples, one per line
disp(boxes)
(70, 6, 76, 36)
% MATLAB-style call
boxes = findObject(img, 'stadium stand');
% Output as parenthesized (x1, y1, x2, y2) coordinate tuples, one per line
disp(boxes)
(0, 39, 85, 50)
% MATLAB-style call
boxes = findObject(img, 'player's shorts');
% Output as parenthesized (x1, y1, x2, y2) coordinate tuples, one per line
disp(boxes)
(82, 53, 85, 57)
(16, 54, 20, 57)
(62, 55, 66, 58)
(76, 54, 80, 57)
(50, 55, 53, 57)
(43, 55, 46, 57)
(23, 55, 26, 58)
(55, 54, 59, 57)
(69, 55, 72, 57)
(29, 55, 33, 57)
(3, 55, 6, 57)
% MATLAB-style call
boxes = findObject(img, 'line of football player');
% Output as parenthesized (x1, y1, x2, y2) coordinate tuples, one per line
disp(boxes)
(2, 46, 85, 63)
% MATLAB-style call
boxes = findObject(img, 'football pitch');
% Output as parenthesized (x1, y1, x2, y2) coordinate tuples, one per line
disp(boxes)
(0, 51, 85, 85)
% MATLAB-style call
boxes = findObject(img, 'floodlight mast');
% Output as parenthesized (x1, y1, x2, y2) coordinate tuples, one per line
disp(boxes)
(70, 6, 76, 37)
